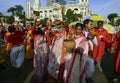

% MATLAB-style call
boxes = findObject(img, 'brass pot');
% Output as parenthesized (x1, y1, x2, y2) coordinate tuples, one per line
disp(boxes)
(63, 39, 76, 52)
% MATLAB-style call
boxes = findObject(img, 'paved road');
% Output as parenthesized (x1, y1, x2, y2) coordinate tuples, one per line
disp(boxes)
(0, 42, 120, 83)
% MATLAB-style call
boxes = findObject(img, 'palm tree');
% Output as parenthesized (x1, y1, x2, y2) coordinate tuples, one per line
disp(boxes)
(7, 7, 16, 16)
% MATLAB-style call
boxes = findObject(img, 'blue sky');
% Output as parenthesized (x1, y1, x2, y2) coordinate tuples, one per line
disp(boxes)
(0, 0, 120, 18)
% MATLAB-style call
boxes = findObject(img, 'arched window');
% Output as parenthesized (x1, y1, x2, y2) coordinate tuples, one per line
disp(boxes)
(40, 11, 42, 13)
(44, 11, 47, 13)
(74, 8, 78, 11)
(49, 10, 52, 12)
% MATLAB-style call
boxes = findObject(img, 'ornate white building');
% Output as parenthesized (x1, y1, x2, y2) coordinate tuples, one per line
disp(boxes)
(26, 0, 92, 21)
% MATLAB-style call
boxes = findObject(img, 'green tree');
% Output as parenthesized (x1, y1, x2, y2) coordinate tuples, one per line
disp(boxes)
(7, 5, 24, 19)
(7, 7, 16, 16)
(7, 5, 26, 26)
(15, 5, 24, 20)
(26, 18, 34, 21)
(40, 18, 48, 27)
(6, 16, 15, 24)
(66, 9, 73, 23)
(107, 13, 118, 25)
(66, 9, 82, 23)
(33, 11, 39, 16)
(15, 5, 23, 14)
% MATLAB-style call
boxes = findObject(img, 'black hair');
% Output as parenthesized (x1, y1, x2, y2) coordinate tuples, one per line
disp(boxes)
(83, 19, 93, 25)
(97, 20, 104, 25)
(75, 23, 83, 30)
(8, 26, 16, 33)
(30, 22, 33, 26)
(35, 28, 44, 36)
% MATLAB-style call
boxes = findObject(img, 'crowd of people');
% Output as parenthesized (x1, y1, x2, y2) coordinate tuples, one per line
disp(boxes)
(0, 10, 120, 83)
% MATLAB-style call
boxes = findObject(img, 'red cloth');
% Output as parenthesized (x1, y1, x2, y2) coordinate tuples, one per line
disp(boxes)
(8, 31, 24, 46)
(69, 28, 76, 34)
(93, 28, 110, 61)
(24, 27, 30, 32)
(65, 26, 69, 36)
(111, 31, 120, 75)
(44, 27, 48, 32)
(105, 34, 113, 48)
(45, 30, 54, 45)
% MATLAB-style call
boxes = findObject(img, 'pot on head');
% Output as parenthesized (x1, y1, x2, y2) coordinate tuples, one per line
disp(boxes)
(63, 39, 76, 53)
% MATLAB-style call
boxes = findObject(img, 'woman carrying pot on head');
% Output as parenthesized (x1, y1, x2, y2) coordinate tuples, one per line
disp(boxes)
(64, 23, 92, 83)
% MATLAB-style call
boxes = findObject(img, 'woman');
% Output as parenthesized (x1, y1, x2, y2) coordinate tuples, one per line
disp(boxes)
(4, 31, 11, 57)
(64, 23, 90, 83)
(34, 25, 49, 82)
(7, 25, 25, 68)
(32, 13, 50, 82)
(24, 23, 34, 59)
(47, 20, 66, 83)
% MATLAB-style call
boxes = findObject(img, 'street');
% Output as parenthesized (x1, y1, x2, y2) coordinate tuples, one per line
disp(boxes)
(0, 41, 120, 83)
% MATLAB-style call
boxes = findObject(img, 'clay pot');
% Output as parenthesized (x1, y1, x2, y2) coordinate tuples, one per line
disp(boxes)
(63, 39, 76, 52)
